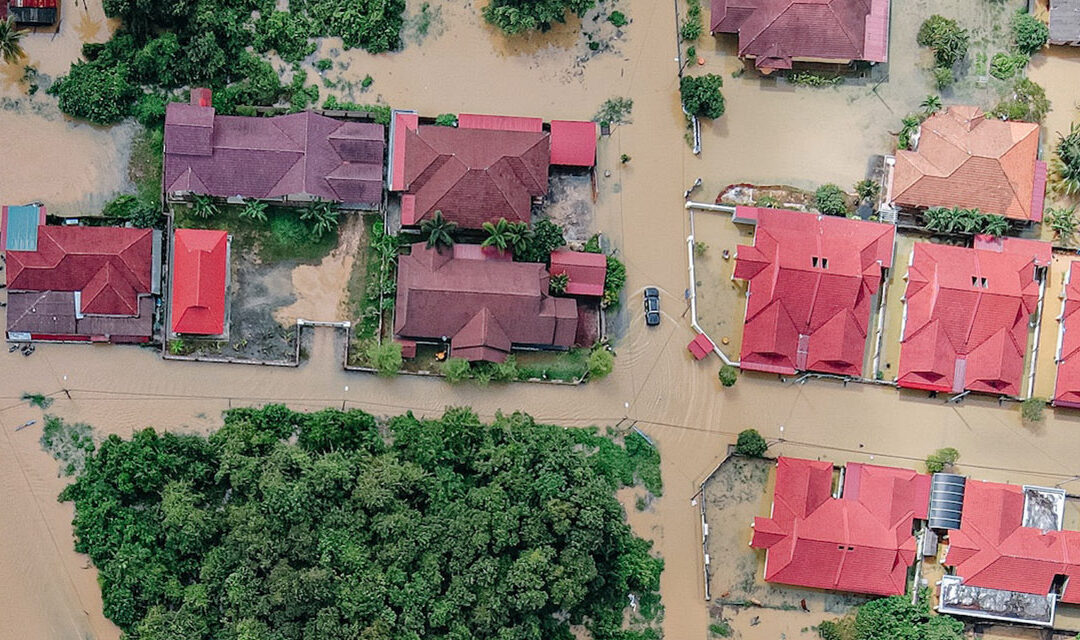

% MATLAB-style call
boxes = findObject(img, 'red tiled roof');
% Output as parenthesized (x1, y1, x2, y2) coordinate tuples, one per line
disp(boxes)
(165, 100, 385, 206)
(394, 243, 576, 362)
(733, 208, 895, 376)
(389, 111, 419, 192)
(549, 250, 606, 297)
(1055, 261, 1080, 408)
(710, 0, 890, 70)
(549, 120, 597, 167)
(892, 106, 1042, 221)
(171, 229, 228, 335)
(458, 113, 544, 132)
(688, 333, 714, 360)
(7, 226, 154, 317)
(897, 239, 1043, 395)
(944, 479, 1080, 603)
(751, 457, 930, 596)
(401, 126, 550, 228)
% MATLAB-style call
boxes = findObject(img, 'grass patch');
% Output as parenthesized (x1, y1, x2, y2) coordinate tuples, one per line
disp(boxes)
(515, 348, 590, 382)
(130, 126, 164, 211)
(175, 204, 338, 264)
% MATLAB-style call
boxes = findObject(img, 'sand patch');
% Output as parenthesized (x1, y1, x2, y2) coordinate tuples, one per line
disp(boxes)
(274, 213, 366, 325)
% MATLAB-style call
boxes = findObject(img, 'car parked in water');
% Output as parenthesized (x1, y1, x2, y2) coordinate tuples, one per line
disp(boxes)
(644, 287, 660, 326)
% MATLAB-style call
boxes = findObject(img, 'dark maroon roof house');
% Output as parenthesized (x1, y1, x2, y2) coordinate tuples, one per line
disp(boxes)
(164, 90, 385, 208)
(394, 243, 576, 362)
(710, 0, 890, 72)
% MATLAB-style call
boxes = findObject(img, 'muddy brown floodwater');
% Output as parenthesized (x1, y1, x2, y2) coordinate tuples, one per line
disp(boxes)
(6, 0, 1080, 639)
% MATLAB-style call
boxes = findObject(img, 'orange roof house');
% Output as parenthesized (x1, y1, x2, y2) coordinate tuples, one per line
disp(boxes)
(891, 106, 1046, 222)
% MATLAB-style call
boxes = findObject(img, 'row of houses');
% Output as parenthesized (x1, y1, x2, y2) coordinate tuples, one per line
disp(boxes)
(3, 90, 607, 363)
(753, 456, 1080, 626)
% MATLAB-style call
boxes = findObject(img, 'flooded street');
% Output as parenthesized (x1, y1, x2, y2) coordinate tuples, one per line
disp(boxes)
(4, 0, 1080, 638)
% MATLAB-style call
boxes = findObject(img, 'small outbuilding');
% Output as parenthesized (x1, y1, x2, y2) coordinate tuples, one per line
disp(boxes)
(549, 250, 606, 297)
(549, 120, 597, 168)
(171, 229, 229, 337)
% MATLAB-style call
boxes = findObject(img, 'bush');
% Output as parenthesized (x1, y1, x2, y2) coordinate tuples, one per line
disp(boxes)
(434, 113, 458, 127)
(854, 179, 881, 203)
(709, 621, 733, 637)
(680, 74, 725, 119)
(853, 591, 963, 640)
(441, 357, 471, 382)
(550, 272, 569, 294)
(917, 15, 969, 68)
(1022, 397, 1046, 423)
(932, 65, 954, 89)
(718, 364, 738, 387)
(1047, 206, 1078, 241)
(102, 194, 161, 228)
(593, 96, 633, 125)
(492, 355, 519, 382)
(609, 10, 627, 27)
(483, 0, 596, 34)
(992, 77, 1050, 122)
(603, 253, 626, 309)
(680, 0, 702, 41)
(814, 183, 849, 216)
(587, 347, 615, 380)
(925, 447, 959, 473)
(315, 58, 333, 71)
(1013, 10, 1048, 55)
(21, 392, 53, 409)
(735, 429, 767, 457)
(361, 74, 374, 88)
(365, 341, 402, 376)
(48, 60, 137, 125)
(990, 51, 1027, 80)
(516, 219, 565, 263)
(132, 92, 167, 127)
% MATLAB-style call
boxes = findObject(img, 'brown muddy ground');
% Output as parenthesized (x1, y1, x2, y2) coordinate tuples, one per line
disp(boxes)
(4, 1, 1080, 639)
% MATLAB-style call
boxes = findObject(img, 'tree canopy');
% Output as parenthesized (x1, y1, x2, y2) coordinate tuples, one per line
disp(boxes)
(53, 406, 663, 640)
(483, 0, 596, 35)
(680, 74, 725, 120)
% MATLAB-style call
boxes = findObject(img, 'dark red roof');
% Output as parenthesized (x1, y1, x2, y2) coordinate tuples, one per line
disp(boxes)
(751, 457, 930, 596)
(7, 226, 154, 317)
(549, 250, 606, 297)
(7, 291, 153, 341)
(164, 100, 385, 206)
(897, 238, 1044, 395)
(394, 243, 576, 362)
(944, 479, 1080, 603)
(400, 126, 549, 228)
(1055, 261, 1080, 408)
(458, 113, 544, 133)
(733, 208, 895, 376)
(171, 229, 228, 335)
(549, 120, 597, 167)
(710, 0, 890, 70)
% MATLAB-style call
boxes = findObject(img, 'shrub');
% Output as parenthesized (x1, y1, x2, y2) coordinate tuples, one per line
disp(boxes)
(483, 0, 596, 35)
(365, 341, 402, 376)
(48, 60, 137, 125)
(516, 219, 565, 263)
(854, 179, 881, 203)
(492, 355, 518, 382)
(239, 200, 268, 222)
(1054, 124, 1080, 196)
(718, 364, 738, 387)
(299, 199, 340, 238)
(694, 241, 708, 257)
(754, 195, 781, 208)
(132, 92, 167, 127)
(441, 357, 471, 382)
(918, 15, 969, 68)
(925, 447, 959, 473)
(787, 71, 843, 87)
(990, 51, 1027, 80)
(735, 429, 767, 457)
(434, 113, 458, 127)
(361, 74, 374, 88)
(1047, 206, 1078, 241)
(550, 272, 570, 294)
(680, 0, 702, 41)
(602, 254, 626, 309)
(103, 194, 161, 228)
(932, 65, 954, 89)
(609, 10, 627, 27)
(709, 621, 732, 637)
(680, 74, 725, 119)
(1013, 10, 1048, 55)
(21, 392, 53, 409)
(814, 183, 848, 216)
(587, 347, 615, 380)
(1022, 397, 1046, 423)
(593, 96, 633, 125)
(992, 77, 1050, 122)
(315, 58, 333, 71)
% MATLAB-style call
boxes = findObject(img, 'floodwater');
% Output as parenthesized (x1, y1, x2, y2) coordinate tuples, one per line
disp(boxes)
(4, 0, 1080, 639)
(274, 213, 365, 324)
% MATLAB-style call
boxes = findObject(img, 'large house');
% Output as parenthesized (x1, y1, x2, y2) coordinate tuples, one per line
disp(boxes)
(733, 207, 895, 377)
(897, 237, 1048, 396)
(710, 0, 890, 72)
(393, 243, 576, 362)
(750, 457, 930, 596)
(890, 106, 1046, 223)
(164, 89, 385, 209)
(6, 225, 160, 343)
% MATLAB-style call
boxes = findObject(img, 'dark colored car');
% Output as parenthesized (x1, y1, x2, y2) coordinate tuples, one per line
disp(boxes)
(644, 287, 660, 326)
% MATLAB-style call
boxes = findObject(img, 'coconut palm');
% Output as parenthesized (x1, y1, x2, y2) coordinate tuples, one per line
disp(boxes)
(0, 18, 28, 66)
(920, 94, 942, 116)
(420, 210, 457, 250)
(481, 218, 514, 251)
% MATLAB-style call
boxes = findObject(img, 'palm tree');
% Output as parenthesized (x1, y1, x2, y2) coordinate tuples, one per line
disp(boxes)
(508, 221, 533, 255)
(240, 200, 268, 222)
(982, 214, 1009, 237)
(481, 218, 514, 251)
(420, 210, 457, 250)
(299, 199, 339, 238)
(1047, 206, 1077, 242)
(920, 94, 942, 116)
(190, 195, 219, 219)
(549, 272, 569, 295)
(0, 18, 28, 66)
(1054, 124, 1080, 196)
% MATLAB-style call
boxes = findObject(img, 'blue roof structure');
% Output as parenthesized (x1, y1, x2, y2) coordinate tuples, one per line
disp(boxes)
(3, 205, 43, 252)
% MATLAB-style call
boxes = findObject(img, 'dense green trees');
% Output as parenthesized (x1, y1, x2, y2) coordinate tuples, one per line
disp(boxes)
(483, 0, 595, 35)
(734, 429, 767, 457)
(992, 77, 1051, 123)
(917, 15, 968, 88)
(54, 405, 663, 640)
(680, 74, 726, 119)
(52, 0, 404, 123)
(818, 591, 963, 640)
(515, 219, 566, 264)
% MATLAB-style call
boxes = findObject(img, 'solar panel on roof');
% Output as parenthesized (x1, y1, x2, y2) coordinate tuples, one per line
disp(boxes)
(929, 473, 966, 530)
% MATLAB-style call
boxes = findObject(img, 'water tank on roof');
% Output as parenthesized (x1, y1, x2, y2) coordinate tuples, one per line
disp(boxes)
(929, 473, 966, 530)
